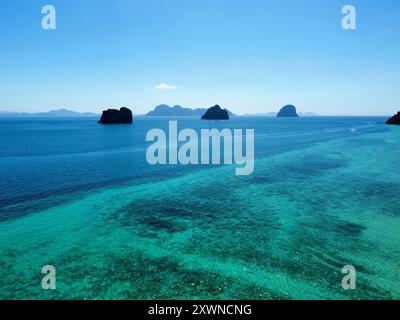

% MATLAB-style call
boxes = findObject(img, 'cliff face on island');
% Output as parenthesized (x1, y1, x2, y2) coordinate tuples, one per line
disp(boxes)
(98, 107, 133, 124)
(386, 112, 400, 125)
(277, 105, 299, 117)
(201, 105, 230, 120)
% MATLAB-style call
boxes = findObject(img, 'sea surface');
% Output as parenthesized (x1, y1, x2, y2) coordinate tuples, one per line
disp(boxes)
(0, 116, 399, 300)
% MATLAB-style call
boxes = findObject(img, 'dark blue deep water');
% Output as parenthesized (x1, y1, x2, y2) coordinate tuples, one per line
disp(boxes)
(0, 116, 387, 212)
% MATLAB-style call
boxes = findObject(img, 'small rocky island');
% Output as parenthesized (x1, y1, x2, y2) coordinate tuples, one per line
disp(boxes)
(277, 105, 299, 117)
(201, 105, 229, 120)
(98, 107, 133, 124)
(386, 112, 400, 125)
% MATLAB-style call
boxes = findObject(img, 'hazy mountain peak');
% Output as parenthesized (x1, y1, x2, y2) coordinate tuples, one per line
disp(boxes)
(146, 104, 235, 117)
(0, 109, 98, 117)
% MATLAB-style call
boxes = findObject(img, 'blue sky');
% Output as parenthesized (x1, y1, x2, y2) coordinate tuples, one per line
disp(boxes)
(0, 0, 399, 115)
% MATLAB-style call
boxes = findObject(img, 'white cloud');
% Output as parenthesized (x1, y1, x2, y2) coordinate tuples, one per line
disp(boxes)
(154, 83, 178, 90)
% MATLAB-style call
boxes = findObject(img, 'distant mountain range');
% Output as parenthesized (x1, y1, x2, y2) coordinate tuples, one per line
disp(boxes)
(0, 106, 319, 118)
(145, 105, 236, 117)
(0, 108, 99, 117)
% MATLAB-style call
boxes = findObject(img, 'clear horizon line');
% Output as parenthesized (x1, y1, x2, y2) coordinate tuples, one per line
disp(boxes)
(0, 108, 393, 118)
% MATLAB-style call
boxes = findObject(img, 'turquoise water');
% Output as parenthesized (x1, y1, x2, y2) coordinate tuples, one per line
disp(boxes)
(0, 116, 399, 299)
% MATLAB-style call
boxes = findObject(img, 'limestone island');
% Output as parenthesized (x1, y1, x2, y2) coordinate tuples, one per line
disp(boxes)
(277, 105, 299, 117)
(201, 105, 229, 120)
(386, 112, 400, 125)
(98, 107, 133, 124)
